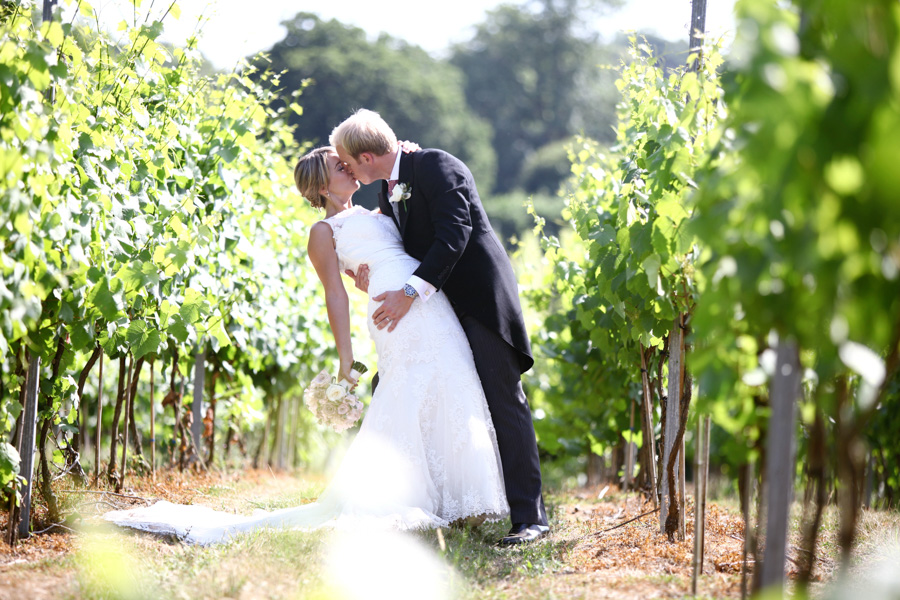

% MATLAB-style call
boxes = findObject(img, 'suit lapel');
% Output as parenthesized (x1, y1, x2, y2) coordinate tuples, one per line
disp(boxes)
(378, 181, 400, 229)
(398, 152, 413, 236)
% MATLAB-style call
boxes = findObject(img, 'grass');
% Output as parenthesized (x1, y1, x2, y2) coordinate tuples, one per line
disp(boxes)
(1, 469, 898, 600)
(71, 527, 330, 599)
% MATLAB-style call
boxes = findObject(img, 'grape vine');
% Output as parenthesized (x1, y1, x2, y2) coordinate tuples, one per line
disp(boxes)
(1, 0, 346, 531)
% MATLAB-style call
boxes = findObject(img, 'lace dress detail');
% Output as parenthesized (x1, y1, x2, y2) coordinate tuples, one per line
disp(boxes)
(104, 205, 508, 544)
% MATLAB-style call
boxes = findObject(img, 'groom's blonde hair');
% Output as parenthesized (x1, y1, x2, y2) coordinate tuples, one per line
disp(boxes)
(329, 109, 397, 159)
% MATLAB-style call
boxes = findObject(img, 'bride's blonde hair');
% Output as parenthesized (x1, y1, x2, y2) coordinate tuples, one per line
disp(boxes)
(294, 147, 334, 209)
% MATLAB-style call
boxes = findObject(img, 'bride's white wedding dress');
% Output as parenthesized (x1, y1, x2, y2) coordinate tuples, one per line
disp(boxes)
(104, 205, 509, 544)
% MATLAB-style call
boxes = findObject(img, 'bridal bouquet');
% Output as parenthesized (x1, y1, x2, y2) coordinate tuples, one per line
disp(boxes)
(303, 362, 368, 433)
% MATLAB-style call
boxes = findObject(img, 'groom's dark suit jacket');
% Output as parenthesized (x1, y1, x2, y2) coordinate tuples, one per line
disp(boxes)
(378, 149, 534, 373)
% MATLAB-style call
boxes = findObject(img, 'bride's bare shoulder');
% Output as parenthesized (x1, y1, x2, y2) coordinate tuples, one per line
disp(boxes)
(310, 220, 334, 233)
(308, 221, 336, 253)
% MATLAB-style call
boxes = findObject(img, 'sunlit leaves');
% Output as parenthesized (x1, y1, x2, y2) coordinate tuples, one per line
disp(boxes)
(0, 2, 339, 465)
(88, 277, 124, 322)
(179, 289, 205, 325)
(531, 37, 732, 465)
(683, 0, 900, 491)
(565, 39, 723, 345)
(126, 319, 162, 360)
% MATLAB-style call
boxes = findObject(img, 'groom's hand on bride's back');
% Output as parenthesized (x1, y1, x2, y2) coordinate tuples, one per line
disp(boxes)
(344, 264, 370, 293)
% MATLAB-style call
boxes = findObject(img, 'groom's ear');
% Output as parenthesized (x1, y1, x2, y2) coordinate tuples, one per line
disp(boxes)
(359, 152, 375, 165)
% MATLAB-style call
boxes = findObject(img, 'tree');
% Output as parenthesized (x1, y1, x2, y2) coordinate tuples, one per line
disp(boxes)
(451, 0, 622, 193)
(260, 13, 496, 205)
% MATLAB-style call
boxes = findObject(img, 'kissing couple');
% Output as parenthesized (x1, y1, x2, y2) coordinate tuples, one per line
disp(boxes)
(105, 109, 549, 546)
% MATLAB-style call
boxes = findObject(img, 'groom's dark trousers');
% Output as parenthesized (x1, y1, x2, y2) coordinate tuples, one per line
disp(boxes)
(457, 310, 547, 527)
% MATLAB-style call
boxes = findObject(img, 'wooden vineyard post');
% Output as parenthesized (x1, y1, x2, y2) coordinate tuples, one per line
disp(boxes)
(688, 0, 708, 68)
(94, 353, 103, 484)
(118, 355, 133, 492)
(268, 394, 283, 468)
(276, 392, 287, 470)
(288, 395, 300, 469)
(9, 0, 58, 546)
(759, 341, 801, 592)
(679, 436, 686, 539)
(639, 346, 658, 507)
(680, 0, 709, 543)
(741, 460, 754, 600)
(150, 360, 155, 477)
(42, 0, 57, 21)
(17, 355, 41, 539)
(177, 374, 187, 469)
(192, 350, 205, 458)
(6, 361, 26, 546)
(692, 414, 712, 594)
(206, 366, 219, 465)
(623, 399, 636, 492)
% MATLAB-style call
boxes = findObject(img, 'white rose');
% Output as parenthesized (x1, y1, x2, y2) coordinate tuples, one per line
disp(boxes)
(325, 383, 346, 402)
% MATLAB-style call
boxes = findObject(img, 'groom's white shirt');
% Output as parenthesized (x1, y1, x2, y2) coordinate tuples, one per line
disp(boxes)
(389, 148, 436, 302)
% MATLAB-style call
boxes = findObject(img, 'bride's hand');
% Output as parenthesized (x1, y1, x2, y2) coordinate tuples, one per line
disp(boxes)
(344, 264, 370, 294)
(339, 363, 359, 390)
(399, 140, 420, 153)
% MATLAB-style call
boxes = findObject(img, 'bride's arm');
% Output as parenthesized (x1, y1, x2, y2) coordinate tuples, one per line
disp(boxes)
(308, 222, 357, 385)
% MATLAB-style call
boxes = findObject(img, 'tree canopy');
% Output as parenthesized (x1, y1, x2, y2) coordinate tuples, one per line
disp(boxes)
(261, 13, 496, 206)
(450, 0, 623, 193)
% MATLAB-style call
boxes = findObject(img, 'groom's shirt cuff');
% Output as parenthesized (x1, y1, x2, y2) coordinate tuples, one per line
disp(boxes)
(406, 275, 436, 302)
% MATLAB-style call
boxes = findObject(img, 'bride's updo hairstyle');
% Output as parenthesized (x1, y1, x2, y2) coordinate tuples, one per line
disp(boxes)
(294, 147, 333, 210)
(329, 108, 397, 159)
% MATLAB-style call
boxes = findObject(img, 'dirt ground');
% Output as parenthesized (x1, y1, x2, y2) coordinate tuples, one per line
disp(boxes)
(0, 469, 888, 600)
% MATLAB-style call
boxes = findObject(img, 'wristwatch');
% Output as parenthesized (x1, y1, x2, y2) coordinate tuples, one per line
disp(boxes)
(403, 283, 419, 299)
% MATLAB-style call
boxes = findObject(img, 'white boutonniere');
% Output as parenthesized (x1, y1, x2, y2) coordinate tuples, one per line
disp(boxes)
(389, 183, 411, 211)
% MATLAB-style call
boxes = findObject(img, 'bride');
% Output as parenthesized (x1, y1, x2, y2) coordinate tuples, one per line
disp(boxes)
(103, 147, 509, 545)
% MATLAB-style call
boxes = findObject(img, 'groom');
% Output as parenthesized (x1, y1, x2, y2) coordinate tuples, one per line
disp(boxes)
(330, 109, 548, 545)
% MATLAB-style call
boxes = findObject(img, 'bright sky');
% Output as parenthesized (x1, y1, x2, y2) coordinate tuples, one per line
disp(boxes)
(75, 1, 738, 71)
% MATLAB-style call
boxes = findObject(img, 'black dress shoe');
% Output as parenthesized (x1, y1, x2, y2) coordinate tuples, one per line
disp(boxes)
(498, 523, 550, 546)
